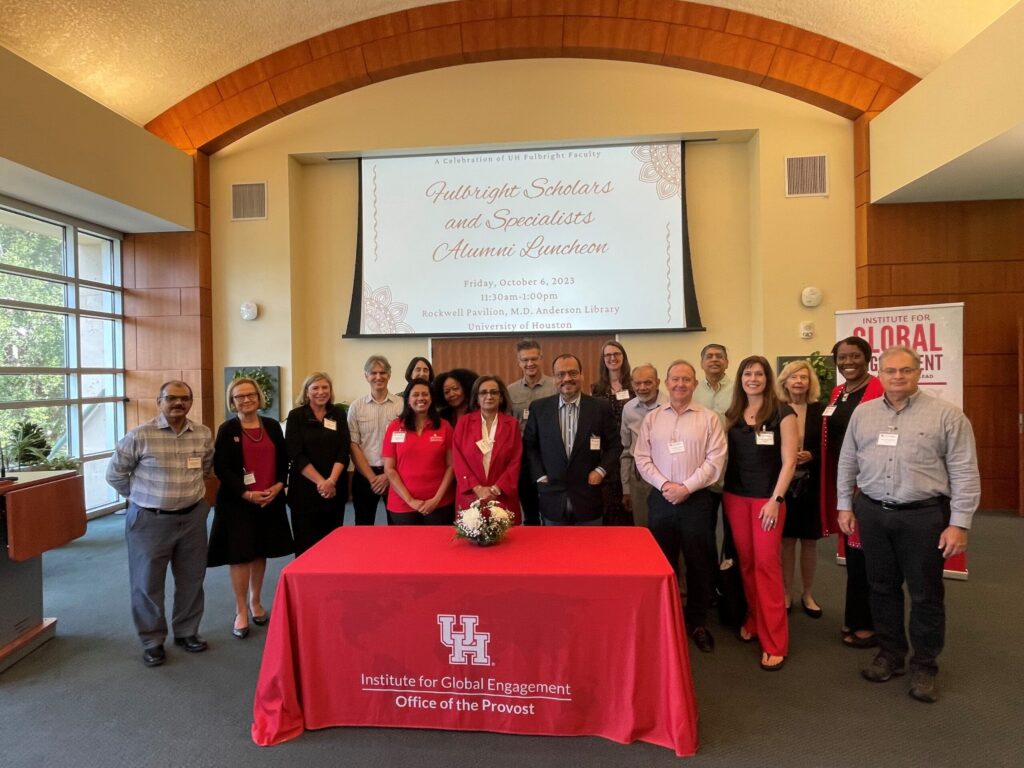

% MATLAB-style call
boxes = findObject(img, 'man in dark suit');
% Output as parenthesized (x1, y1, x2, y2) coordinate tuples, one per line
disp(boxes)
(523, 353, 621, 525)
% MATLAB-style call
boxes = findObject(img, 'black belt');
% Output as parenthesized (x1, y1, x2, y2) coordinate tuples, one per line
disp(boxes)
(142, 501, 200, 515)
(862, 495, 945, 511)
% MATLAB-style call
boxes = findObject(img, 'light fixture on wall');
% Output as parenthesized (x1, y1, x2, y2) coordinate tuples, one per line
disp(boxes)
(239, 301, 259, 321)
(801, 286, 823, 307)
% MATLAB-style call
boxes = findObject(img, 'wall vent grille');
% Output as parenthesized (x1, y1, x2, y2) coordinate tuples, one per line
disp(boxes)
(231, 182, 267, 220)
(785, 155, 828, 197)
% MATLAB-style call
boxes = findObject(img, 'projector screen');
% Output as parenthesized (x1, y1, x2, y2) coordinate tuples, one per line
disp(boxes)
(349, 142, 702, 337)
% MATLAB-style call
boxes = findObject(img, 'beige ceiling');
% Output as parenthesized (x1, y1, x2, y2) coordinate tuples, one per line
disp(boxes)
(0, 0, 1018, 126)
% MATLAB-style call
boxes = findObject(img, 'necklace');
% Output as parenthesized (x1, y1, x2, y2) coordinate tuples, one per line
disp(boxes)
(841, 378, 869, 402)
(242, 418, 265, 443)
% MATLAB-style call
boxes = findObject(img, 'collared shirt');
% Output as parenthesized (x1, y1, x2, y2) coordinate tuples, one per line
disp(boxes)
(106, 413, 213, 510)
(693, 375, 734, 418)
(634, 401, 727, 494)
(620, 393, 666, 487)
(837, 390, 980, 529)
(558, 394, 581, 456)
(347, 391, 404, 466)
(508, 375, 557, 430)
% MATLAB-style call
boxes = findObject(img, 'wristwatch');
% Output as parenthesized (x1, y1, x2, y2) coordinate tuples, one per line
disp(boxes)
(774, 495, 784, 503)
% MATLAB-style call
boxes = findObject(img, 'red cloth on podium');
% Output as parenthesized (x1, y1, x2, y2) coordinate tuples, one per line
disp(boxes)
(251, 527, 698, 756)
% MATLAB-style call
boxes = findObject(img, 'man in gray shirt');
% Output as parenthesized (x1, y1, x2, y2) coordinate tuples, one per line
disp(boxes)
(837, 346, 979, 703)
(106, 380, 214, 667)
(508, 339, 556, 525)
(619, 364, 664, 527)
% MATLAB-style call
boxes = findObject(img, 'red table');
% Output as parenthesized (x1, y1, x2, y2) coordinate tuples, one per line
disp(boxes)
(252, 526, 699, 756)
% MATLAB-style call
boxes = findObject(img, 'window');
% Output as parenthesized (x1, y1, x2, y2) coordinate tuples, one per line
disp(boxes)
(0, 201, 125, 516)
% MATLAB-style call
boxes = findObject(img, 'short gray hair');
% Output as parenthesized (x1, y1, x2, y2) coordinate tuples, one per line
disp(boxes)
(878, 345, 921, 369)
(665, 359, 696, 379)
(363, 355, 391, 374)
(631, 363, 659, 379)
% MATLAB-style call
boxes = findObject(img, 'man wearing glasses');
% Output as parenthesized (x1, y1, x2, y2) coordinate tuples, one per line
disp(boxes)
(107, 381, 214, 667)
(837, 346, 979, 703)
(523, 354, 620, 525)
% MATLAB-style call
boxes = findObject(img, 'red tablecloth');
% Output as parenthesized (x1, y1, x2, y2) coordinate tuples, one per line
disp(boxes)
(251, 526, 699, 756)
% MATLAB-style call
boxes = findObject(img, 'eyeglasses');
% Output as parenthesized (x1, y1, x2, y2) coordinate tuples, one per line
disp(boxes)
(160, 395, 192, 403)
(880, 367, 918, 376)
(554, 370, 581, 379)
(233, 393, 259, 401)
(478, 389, 500, 397)
(603, 352, 623, 359)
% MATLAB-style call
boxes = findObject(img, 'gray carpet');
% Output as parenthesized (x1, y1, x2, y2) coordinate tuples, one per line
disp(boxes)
(1, 510, 1021, 768)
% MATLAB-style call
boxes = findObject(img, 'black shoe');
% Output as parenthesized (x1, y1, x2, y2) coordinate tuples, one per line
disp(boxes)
(862, 655, 905, 682)
(173, 635, 208, 653)
(143, 645, 166, 667)
(909, 670, 938, 703)
(842, 632, 879, 649)
(691, 626, 715, 653)
(251, 610, 269, 627)
(801, 596, 823, 619)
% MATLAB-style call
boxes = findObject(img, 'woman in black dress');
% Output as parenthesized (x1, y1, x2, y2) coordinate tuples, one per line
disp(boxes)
(209, 377, 293, 639)
(286, 372, 351, 555)
(821, 336, 884, 648)
(591, 340, 635, 525)
(776, 360, 824, 618)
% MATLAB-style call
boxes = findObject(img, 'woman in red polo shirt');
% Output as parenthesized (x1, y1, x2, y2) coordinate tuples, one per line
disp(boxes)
(382, 378, 455, 525)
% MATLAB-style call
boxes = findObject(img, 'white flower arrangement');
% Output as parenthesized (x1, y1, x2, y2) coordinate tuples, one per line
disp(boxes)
(454, 499, 514, 545)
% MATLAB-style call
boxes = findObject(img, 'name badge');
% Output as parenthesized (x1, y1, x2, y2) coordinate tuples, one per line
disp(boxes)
(324, 418, 337, 431)
(391, 431, 406, 443)
(429, 433, 444, 443)
(755, 431, 775, 446)
(186, 456, 203, 469)
(877, 432, 899, 446)
(822, 405, 837, 417)
(668, 441, 686, 454)
(615, 390, 630, 401)
(476, 438, 492, 454)
(590, 436, 601, 450)
(522, 408, 529, 421)
(243, 471, 256, 486)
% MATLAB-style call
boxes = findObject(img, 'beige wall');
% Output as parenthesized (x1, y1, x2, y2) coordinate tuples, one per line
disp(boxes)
(0, 47, 193, 232)
(871, 1, 1024, 202)
(211, 59, 854, 419)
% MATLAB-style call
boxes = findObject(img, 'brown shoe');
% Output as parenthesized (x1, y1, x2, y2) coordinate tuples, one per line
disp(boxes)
(690, 626, 715, 653)
(909, 670, 938, 703)
(861, 655, 906, 682)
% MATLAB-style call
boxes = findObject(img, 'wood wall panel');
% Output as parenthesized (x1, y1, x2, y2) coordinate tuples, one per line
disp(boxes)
(431, 334, 613, 392)
(857, 198, 1024, 513)
(144, 1, 919, 153)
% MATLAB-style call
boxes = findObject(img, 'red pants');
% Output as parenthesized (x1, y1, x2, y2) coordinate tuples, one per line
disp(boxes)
(723, 492, 789, 656)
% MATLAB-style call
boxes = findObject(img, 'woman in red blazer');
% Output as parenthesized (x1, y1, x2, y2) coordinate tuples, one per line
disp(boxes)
(453, 375, 523, 523)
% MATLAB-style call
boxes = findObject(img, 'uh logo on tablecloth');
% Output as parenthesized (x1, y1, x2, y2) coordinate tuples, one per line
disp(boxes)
(438, 614, 491, 665)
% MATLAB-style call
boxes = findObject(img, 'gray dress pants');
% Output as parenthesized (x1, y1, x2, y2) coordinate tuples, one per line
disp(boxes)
(125, 500, 210, 648)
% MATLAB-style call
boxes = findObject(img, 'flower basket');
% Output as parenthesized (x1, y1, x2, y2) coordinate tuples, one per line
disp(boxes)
(454, 499, 514, 546)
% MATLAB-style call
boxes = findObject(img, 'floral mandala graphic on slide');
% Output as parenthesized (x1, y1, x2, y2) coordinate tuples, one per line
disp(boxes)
(632, 144, 682, 199)
(362, 283, 415, 334)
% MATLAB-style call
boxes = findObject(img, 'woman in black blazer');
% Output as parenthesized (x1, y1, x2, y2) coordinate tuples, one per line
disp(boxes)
(209, 377, 293, 639)
(286, 371, 351, 555)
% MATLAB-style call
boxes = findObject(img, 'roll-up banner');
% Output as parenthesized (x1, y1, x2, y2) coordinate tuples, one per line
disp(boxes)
(835, 303, 967, 579)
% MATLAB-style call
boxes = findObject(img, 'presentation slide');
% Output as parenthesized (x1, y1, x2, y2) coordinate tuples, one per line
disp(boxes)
(357, 142, 695, 336)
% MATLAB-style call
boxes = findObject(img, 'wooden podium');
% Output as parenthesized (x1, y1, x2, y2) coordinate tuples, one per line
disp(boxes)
(0, 471, 86, 673)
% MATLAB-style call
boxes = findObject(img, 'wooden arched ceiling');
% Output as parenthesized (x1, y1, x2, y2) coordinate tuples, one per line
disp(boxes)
(144, 0, 919, 154)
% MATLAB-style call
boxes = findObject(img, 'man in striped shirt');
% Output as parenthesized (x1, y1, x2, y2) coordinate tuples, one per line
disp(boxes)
(106, 380, 214, 667)
(347, 355, 403, 525)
